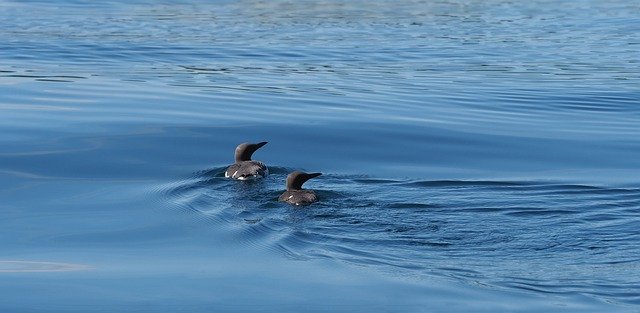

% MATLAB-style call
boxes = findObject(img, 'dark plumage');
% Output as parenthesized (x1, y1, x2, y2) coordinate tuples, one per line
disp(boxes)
(225, 142, 268, 180)
(279, 171, 322, 205)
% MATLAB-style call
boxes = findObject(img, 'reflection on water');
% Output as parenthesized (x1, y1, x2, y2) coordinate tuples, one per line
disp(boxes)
(1, 0, 639, 311)
(0, 261, 91, 273)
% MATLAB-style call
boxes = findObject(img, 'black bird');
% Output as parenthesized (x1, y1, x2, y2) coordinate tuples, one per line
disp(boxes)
(279, 171, 322, 205)
(225, 142, 268, 180)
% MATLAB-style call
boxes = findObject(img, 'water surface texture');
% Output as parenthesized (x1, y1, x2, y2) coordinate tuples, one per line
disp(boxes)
(1, 0, 639, 312)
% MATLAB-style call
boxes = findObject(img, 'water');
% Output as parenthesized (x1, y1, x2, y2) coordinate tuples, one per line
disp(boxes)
(1, 0, 639, 311)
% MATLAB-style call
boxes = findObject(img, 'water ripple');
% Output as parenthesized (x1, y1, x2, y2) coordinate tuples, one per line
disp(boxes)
(161, 171, 640, 305)
(3, 0, 640, 310)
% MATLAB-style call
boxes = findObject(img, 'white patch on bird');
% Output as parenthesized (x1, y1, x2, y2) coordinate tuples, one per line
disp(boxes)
(224, 171, 229, 177)
(288, 195, 294, 199)
(232, 171, 238, 178)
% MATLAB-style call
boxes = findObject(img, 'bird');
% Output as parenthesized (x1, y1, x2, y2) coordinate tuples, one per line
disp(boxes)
(279, 171, 322, 205)
(225, 142, 268, 180)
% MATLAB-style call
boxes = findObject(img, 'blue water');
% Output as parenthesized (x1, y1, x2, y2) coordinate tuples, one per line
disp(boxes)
(1, 0, 639, 311)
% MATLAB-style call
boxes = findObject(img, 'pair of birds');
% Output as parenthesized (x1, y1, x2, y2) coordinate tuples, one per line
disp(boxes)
(224, 142, 321, 206)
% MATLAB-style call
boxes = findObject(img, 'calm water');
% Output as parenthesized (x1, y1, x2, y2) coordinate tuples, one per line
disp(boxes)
(1, 0, 639, 311)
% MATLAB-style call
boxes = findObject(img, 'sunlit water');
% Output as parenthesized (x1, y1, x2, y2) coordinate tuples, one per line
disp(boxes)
(1, 0, 639, 312)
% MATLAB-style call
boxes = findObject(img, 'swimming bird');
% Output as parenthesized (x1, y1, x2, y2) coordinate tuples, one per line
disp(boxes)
(225, 142, 268, 180)
(279, 171, 322, 205)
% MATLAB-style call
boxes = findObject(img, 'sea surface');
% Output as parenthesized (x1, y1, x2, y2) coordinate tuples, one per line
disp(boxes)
(1, 0, 639, 312)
